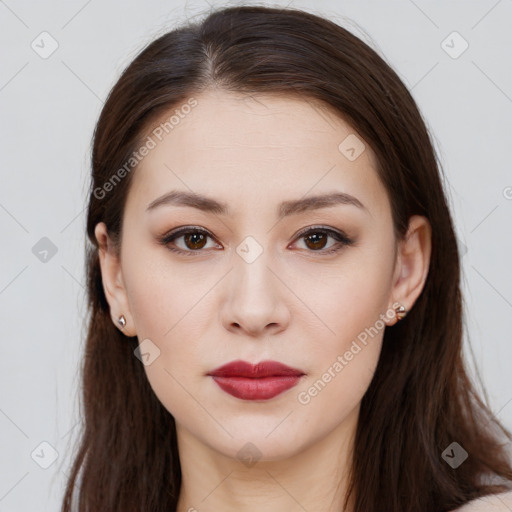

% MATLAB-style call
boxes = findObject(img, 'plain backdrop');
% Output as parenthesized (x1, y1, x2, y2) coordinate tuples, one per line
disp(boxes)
(1, 0, 511, 510)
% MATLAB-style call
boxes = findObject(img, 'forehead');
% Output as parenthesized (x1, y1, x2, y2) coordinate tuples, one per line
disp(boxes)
(127, 89, 386, 217)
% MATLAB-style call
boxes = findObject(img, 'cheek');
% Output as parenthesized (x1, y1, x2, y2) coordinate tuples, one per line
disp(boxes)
(125, 269, 210, 376)
(295, 336, 382, 436)
(293, 262, 390, 419)
(296, 249, 394, 354)
(122, 241, 206, 339)
(122, 266, 203, 420)
(292, 239, 393, 408)
(120, 246, 214, 410)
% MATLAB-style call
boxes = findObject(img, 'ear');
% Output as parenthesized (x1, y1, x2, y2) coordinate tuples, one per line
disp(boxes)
(94, 222, 137, 337)
(385, 215, 432, 326)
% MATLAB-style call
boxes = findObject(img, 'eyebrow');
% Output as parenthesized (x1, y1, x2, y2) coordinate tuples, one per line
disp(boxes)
(145, 190, 368, 217)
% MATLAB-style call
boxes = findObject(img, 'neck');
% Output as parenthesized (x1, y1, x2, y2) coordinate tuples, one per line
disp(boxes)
(175, 406, 359, 512)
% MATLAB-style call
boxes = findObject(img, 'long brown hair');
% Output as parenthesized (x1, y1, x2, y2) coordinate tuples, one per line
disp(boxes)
(61, 5, 512, 511)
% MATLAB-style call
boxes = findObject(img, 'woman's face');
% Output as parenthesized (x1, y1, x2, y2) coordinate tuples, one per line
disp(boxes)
(98, 89, 406, 461)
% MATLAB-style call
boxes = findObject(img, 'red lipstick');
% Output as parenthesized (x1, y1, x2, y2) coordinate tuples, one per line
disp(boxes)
(207, 360, 305, 400)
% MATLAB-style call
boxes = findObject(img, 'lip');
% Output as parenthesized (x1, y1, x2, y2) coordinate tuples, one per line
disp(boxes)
(207, 360, 305, 401)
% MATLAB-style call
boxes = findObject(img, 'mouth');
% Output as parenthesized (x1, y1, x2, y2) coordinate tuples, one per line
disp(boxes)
(207, 360, 305, 401)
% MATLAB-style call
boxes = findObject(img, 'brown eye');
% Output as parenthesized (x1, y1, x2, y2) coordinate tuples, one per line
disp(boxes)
(303, 232, 329, 250)
(183, 232, 208, 250)
(293, 226, 354, 255)
(159, 225, 353, 257)
(159, 227, 220, 256)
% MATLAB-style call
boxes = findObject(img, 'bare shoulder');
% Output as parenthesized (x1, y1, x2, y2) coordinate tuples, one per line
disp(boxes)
(452, 491, 512, 511)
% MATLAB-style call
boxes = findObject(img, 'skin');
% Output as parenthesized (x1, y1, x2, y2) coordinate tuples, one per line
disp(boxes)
(454, 492, 512, 512)
(95, 89, 432, 511)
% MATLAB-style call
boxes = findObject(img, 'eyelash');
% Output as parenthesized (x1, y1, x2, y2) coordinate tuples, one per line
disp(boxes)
(157, 225, 355, 257)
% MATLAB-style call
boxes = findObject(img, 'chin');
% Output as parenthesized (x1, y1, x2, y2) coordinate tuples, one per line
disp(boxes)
(214, 435, 306, 465)
(195, 418, 315, 463)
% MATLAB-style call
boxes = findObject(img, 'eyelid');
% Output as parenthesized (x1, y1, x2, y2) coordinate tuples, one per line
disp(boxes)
(292, 224, 348, 241)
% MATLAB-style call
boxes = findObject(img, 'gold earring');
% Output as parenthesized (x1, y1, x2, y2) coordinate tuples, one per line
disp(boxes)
(395, 304, 407, 322)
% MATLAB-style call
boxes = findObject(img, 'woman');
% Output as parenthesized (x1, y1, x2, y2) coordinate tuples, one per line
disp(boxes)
(61, 5, 512, 511)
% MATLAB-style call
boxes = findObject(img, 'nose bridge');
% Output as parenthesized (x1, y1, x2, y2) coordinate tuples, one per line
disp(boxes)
(232, 234, 277, 303)
(221, 232, 290, 335)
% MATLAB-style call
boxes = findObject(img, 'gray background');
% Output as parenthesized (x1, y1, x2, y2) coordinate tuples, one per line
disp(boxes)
(1, 0, 511, 510)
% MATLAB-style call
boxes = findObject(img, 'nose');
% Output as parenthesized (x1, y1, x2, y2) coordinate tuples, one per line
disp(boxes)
(220, 247, 291, 338)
